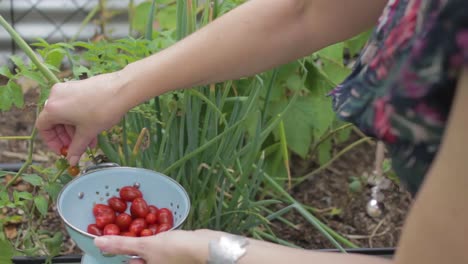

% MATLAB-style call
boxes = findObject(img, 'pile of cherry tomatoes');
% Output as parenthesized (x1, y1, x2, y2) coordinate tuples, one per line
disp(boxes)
(87, 185, 174, 237)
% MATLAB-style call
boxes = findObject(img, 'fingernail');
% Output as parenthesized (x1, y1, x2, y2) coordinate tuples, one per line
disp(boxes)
(68, 156, 80, 166)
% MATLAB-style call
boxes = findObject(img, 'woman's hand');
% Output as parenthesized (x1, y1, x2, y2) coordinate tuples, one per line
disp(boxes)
(94, 229, 220, 264)
(36, 72, 129, 165)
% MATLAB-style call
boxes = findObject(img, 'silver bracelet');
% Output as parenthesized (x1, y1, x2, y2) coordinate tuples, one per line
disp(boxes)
(207, 235, 249, 264)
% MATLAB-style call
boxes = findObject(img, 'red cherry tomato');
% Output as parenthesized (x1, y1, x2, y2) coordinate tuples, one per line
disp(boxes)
(148, 224, 158, 235)
(60, 146, 68, 156)
(95, 213, 116, 229)
(68, 166, 80, 176)
(103, 224, 120, 235)
(119, 186, 142, 202)
(140, 229, 154, 237)
(107, 197, 127, 213)
(157, 208, 173, 226)
(121, 231, 137, 237)
(93, 204, 114, 217)
(130, 198, 149, 218)
(145, 213, 158, 225)
(156, 223, 172, 234)
(148, 205, 159, 215)
(129, 218, 147, 236)
(87, 224, 102, 236)
(115, 213, 132, 231)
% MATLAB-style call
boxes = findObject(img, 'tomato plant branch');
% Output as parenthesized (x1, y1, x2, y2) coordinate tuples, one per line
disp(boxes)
(0, 16, 60, 84)
(0, 17, 59, 188)
(6, 129, 37, 188)
(51, 167, 67, 183)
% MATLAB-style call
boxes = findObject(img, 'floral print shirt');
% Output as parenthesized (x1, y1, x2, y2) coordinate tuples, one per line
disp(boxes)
(330, 0, 468, 195)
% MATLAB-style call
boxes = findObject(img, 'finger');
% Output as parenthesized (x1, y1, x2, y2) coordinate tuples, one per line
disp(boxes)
(37, 127, 64, 154)
(67, 127, 95, 166)
(55, 125, 72, 147)
(94, 236, 148, 257)
(128, 258, 146, 264)
(89, 137, 98, 148)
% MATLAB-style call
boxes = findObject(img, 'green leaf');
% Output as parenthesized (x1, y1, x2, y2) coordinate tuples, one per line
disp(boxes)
(317, 137, 332, 165)
(271, 97, 316, 158)
(285, 74, 303, 91)
(344, 29, 372, 57)
(0, 85, 13, 111)
(45, 48, 65, 69)
(22, 174, 43, 186)
(44, 182, 62, 201)
(317, 42, 344, 66)
(42, 232, 63, 257)
(34, 196, 49, 217)
(320, 57, 352, 84)
(0, 239, 17, 264)
(8, 81, 24, 108)
(10, 55, 25, 70)
(0, 66, 13, 78)
(14, 191, 33, 201)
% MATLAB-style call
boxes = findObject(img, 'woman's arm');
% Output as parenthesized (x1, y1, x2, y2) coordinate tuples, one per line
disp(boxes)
(36, 0, 387, 164)
(392, 68, 468, 263)
(116, 0, 387, 110)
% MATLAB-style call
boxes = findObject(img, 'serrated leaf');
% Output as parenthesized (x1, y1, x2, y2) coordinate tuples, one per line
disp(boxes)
(0, 66, 13, 78)
(44, 182, 62, 201)
(45, 49, 65, 69)
(10, 55, 25, 70)
(0, 239, 17, 264)
(22, 174, 43, 186)
(13, 191, 33, 201)
(0, 85, 13, 111)
(34, 196, 49, 217)
(8, 81, 24, 108)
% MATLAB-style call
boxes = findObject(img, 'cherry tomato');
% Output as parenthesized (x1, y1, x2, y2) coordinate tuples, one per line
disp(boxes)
(130, 197, 149, 218)
(148, 205, 159, 215)
(121, 231, 137, 237)
(60, 146, 68, 156)
(157, 208, 173, 226)
(140, 229, 153, 237)
(95, 213, 116, 229)
(68, 166, 80, 176)
(93, 204, 114, 217)
(103, 224, 120, 235)
(148, 224, 158, 235)
(87, 224, 102, 236)
(119, 186, 142, 202)
(115, 213, 132, 231)
(156, 223, 172, 234)
(145, 213, 158, 225)
(129, 218, 147, 236)
(107, 197, 127, 213)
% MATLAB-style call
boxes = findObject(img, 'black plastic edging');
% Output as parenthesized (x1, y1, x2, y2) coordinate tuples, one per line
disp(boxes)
(11, 248, 395, 263)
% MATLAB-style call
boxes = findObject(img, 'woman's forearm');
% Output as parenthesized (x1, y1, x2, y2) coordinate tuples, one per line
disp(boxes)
(116, 0, 387, 111)
(190, 232, 392, 264)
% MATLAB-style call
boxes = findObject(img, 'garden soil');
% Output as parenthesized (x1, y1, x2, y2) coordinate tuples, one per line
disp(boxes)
(0, 87, 411, 256)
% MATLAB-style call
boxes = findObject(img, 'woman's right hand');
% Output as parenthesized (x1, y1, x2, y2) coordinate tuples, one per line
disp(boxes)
(36, 71, 129, 165)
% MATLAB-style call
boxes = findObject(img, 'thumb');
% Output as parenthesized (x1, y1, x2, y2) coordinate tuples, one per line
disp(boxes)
(94, 236, 147, 257)
(67, 127, 95, 166)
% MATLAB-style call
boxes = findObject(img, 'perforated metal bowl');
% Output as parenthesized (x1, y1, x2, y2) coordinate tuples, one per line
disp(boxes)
(56, 163, 191, 264)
